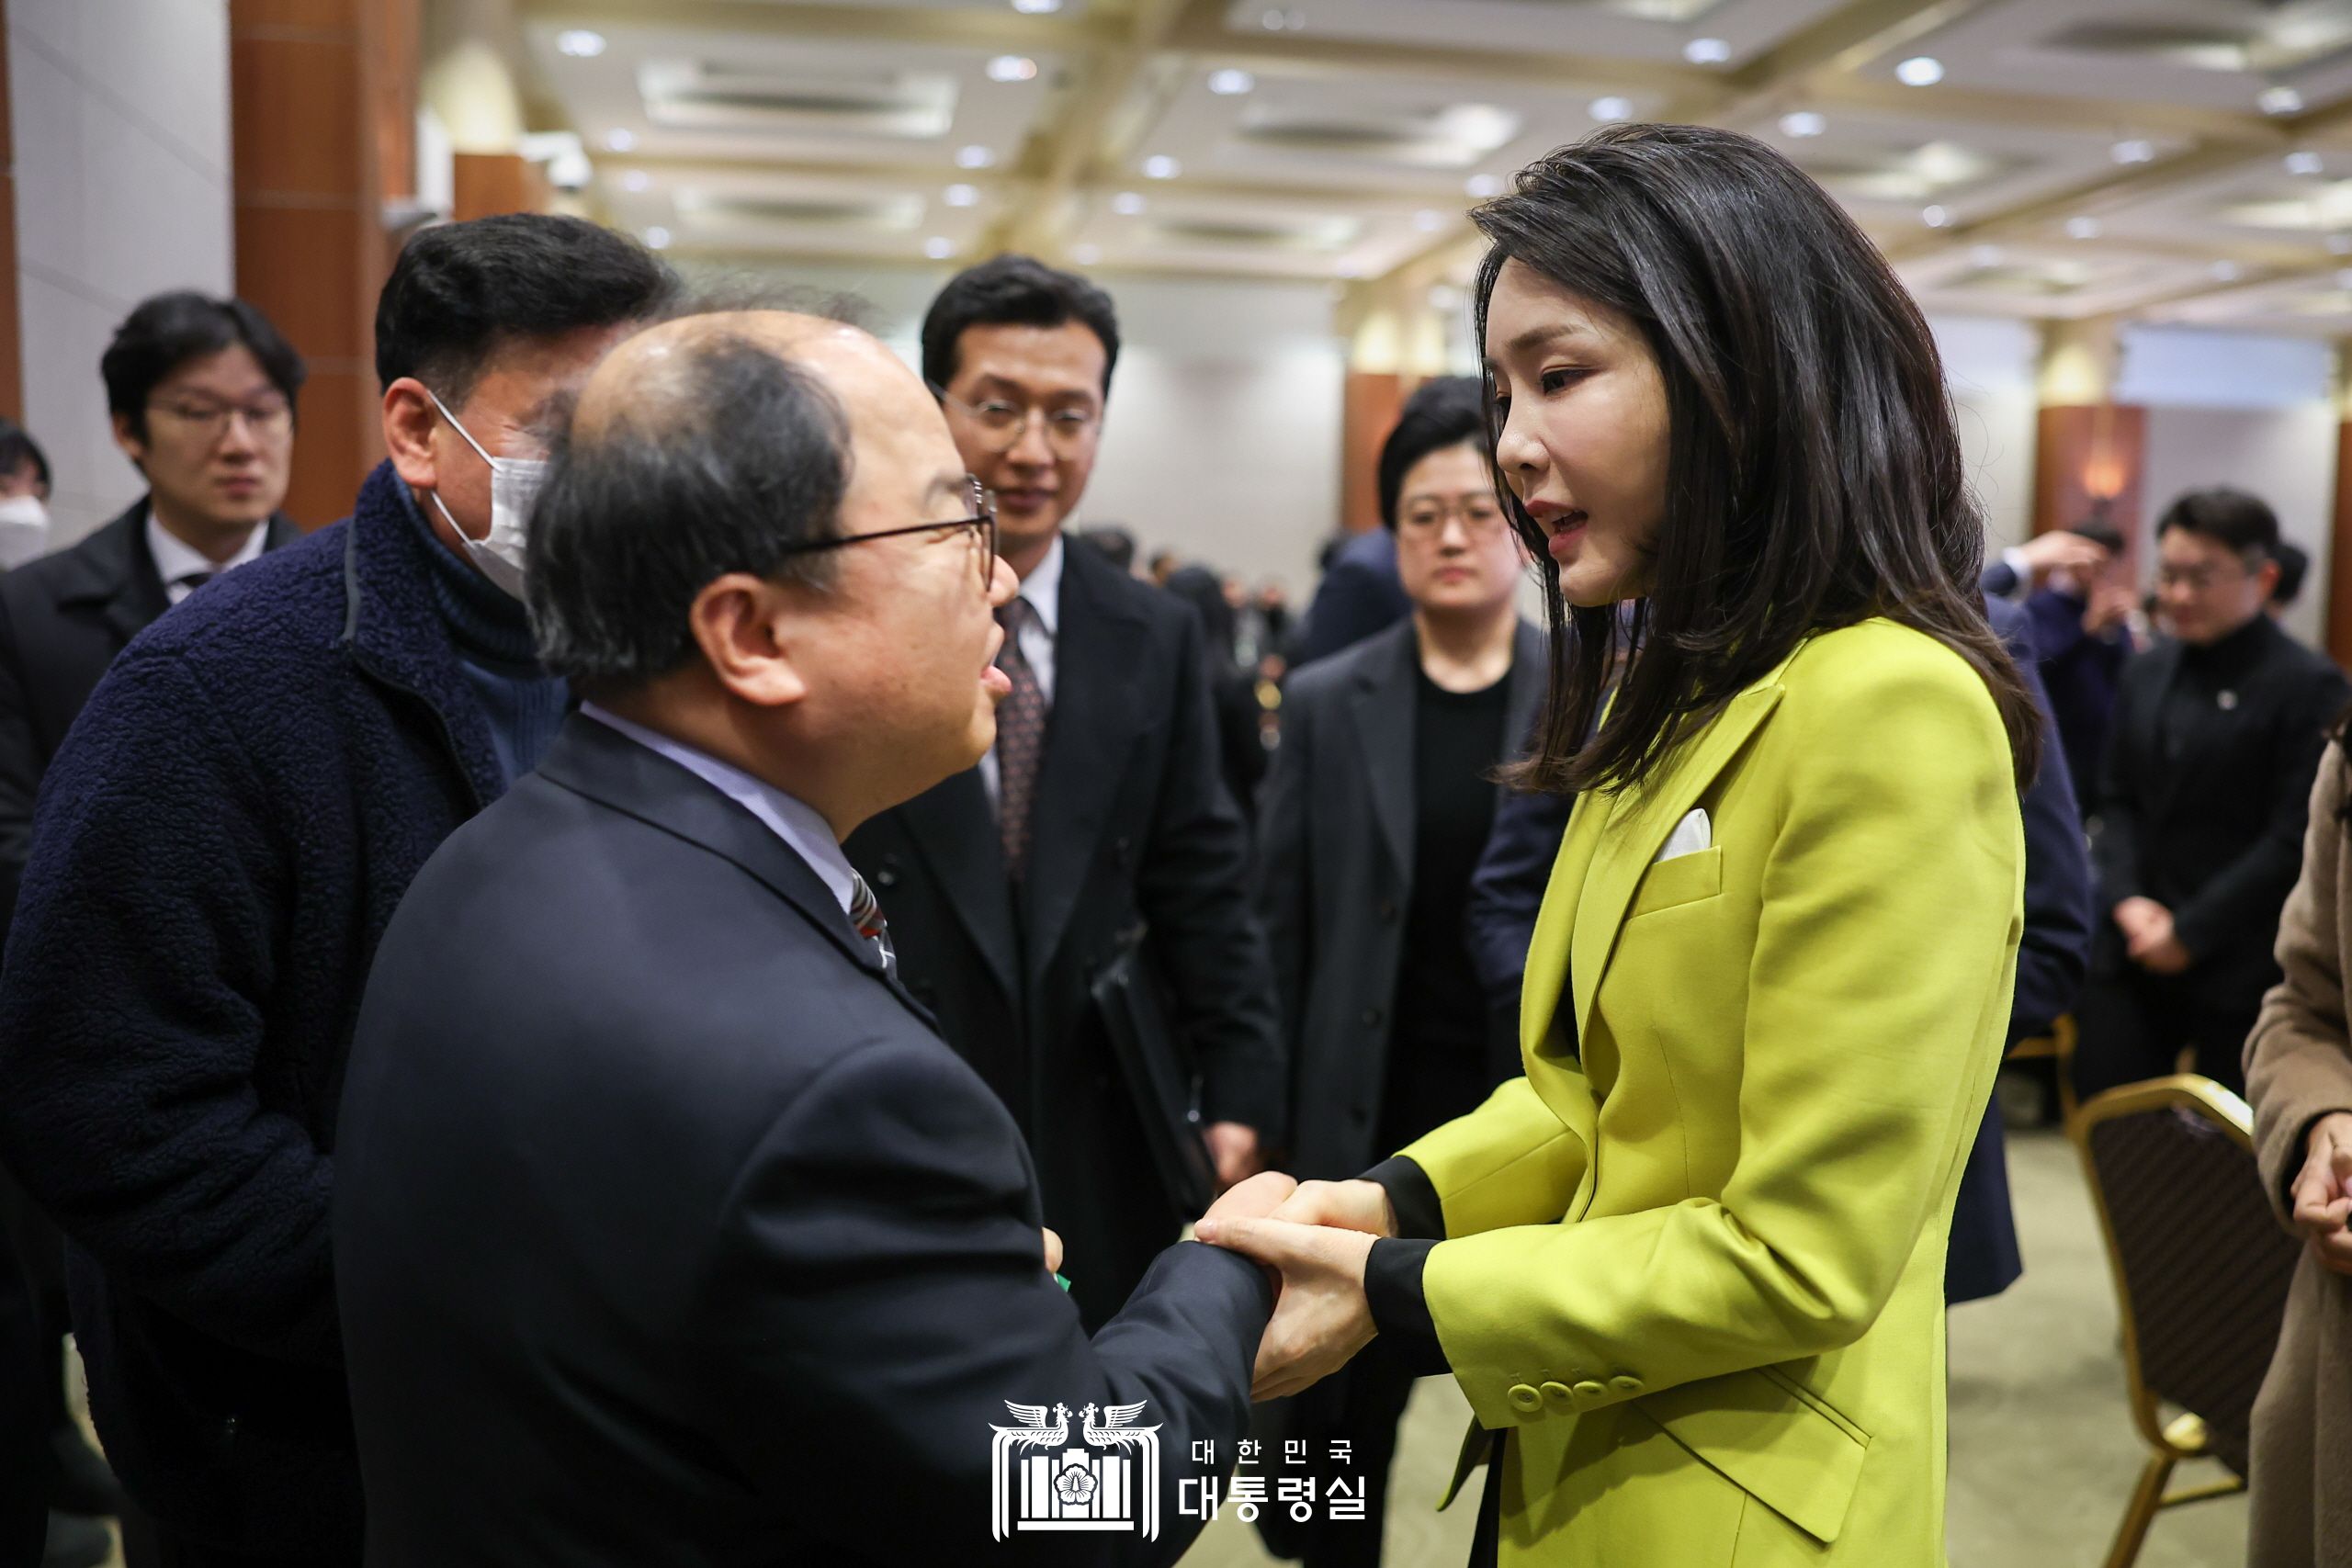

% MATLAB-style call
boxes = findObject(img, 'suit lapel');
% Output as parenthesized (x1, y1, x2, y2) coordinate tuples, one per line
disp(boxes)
(537, 718, 933, 1023)
(1520, 663, 1790, 1064)
(1022, 544, 1148, 980)
(896, 768, 1022, 1002)
(1348, 625, 1419, 884)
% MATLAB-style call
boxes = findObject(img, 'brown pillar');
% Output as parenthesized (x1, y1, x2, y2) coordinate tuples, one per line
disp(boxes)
(229, 0, 419, 527)
(2330, 421, 2352, 670)
(451, 153, 549, 222)
(2031, 402, 2147, 563)
(1340, 372, 1404, 535)
(0, 6, 20, 425)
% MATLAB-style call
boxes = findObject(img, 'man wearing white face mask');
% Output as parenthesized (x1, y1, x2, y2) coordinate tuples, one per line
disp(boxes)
(0, 214, 675, 1568)
(0, 419, 52, 570)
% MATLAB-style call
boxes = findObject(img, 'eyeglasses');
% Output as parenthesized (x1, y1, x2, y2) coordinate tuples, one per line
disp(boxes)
(930, 384, 1101, 457)
(771, 479, 998, 590)
(1397, 496, 1511, 538)
(145, 398, 293, 444)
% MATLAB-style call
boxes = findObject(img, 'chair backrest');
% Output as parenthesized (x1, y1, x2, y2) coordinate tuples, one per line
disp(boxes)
(2075, 1075, 2301, 1477)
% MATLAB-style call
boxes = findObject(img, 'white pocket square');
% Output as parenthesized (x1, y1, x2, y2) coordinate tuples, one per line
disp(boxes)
(1656, 807, 1712, 863)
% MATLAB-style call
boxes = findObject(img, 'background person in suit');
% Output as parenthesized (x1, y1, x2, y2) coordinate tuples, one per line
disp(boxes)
(2075, 488, 2351, 1101)
(0, 293, 305, 1561)
(845, 256, 1283, 1331)
(0, 216, 674, 1568)
(1199, 124, 2039, 1566)
(1253, 374, 1540, 1568)
(335, 310, 1283, 1566)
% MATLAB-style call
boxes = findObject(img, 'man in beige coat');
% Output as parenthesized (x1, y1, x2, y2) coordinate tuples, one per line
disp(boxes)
(2245, 734, 2352, 1566)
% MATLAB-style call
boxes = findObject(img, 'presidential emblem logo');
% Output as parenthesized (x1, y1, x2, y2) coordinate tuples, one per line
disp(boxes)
(989, 1399, 1163, 1540)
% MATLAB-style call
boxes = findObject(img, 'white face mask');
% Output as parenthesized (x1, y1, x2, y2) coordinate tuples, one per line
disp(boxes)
(424, 389, 548, 600)
(0, 494, 48, 570)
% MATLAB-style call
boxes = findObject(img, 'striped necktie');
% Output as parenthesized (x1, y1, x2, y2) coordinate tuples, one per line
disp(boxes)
(849, 872, 895, 978)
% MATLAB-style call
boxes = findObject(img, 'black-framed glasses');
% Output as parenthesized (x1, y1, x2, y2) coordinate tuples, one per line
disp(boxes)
(772, 480, 997, 589)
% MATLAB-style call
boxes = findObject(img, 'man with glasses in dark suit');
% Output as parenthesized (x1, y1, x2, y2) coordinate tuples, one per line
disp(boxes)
(847, 256, 1284, 1332)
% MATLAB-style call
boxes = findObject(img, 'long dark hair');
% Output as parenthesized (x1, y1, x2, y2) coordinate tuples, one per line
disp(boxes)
(1477, 124, 2040, 795)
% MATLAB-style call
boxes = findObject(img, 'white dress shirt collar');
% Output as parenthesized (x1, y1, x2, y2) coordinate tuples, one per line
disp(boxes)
(148, 508, 268, 604)
(1014, 532, 1065, 638)
(579, 704, 857, 917)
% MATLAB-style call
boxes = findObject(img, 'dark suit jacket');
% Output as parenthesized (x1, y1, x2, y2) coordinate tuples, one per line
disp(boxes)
(2091, 615, 2349, 1011)
(1294, 529, 1410, 669)
(1257, 617, 1544, 1179)
(845, 538, 1284, 1329)
(0, 498, 299, 949)
(334, 716, 1270, 1567)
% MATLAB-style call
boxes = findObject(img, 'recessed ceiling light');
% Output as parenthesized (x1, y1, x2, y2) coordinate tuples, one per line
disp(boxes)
(1780, 111, 1826, 138)
(1414, 209, 1444, 231)
(1922, 205, 1951, 227)
(1112, 191, 1146, 215)
(1589, 96, 1634, 123)
(2335, 266, 2352, 290)
(1683, 37, 1731, 65)
(556, 29, 606, 58)
(944, 183, 980, 208)
(926, 237, 955, 260)
(1894, 56, 1944, 86)
(1074, 243, 1103, 265)
(1142, 154, 1181, 179)
(987, 55, 1039, 83)
(2287, 150, 2325, 175)
(2210, 261, 2242, 282)
(1208, 68, 1255, 96)
(2261, 85, 2305, 115)
(957, 145, 996, 169)
(605, 129, 638, 152)
(1968, 244, 2004, 267)
(2065, 215, 2101, 240)
(1466, 173, 1505, 197)
(620, 170, 650, 193)
(1260, 6, 1305, 28)
(644, 226, 671, 250)
(1012, 0, 1062, 12)
(2110, 139, 2154, 164)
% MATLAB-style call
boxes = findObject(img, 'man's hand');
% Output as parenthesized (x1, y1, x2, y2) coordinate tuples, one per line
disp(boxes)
(1192, 1216, 1378, 1400)
(2085, 581, 2135, 637)
(1203, 1122, 1263, 1190)
(1041, 1228, 1064, 1277)
(1269, 1179, 1397, 1238)
(1199, 1170, 1298, 1230)
(2290, 1111, 2352, 1276)
(2119, 899, 2192, 974)
(2113, 896, 2168, 948)
(2018, 531, 2109, 584)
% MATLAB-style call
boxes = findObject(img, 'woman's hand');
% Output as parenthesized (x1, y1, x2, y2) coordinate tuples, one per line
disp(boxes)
(1269, 1179, 1398, 1238)
(1041, 1227, 1064, 1277)
(2289, 1111, 2352, 1275)
(1193, 1215, 1378, 1399)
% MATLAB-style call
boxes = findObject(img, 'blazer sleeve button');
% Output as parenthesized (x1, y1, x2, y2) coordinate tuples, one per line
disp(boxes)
(1571, 1381, 1607, 1405)
(1362, 1005, 1385, 1027)
(1539, 1381, 1575, 1410)
(1609, 1375, 1645, 1396)
(1506, 1383, 1544, 1415)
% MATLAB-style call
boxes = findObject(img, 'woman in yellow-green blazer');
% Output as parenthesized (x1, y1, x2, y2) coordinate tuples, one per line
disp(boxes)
(1197, 123, 2041, 1568)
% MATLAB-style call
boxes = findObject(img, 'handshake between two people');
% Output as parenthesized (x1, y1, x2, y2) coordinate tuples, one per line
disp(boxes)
(1199, 1174, 1398, 1402)
(1035, 1175, 1408, 1401)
